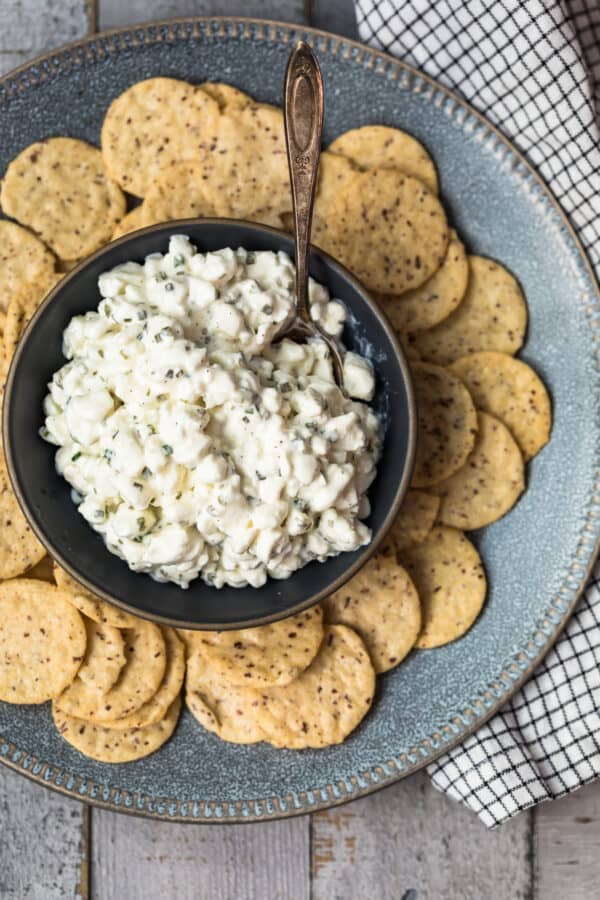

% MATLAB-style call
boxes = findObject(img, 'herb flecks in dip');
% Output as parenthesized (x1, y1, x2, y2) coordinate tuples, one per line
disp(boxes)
(42, 236, 380, 589)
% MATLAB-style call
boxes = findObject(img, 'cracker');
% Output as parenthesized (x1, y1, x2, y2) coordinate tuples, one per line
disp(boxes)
(4, 273, 62, 364)
(430, 411, 525, 529)
(0, 580, 86, 703)
(448, 351, 551, 460)
(103, 628, 185, 730)
(323, 555, 421, 672)
(101, 77, 220, 197)
(314, 168, 448, 295)
(111, 205, 152, 240)
(200, 82, 254, 111)
(401, 527, 486, 649)
(386, 490, 440, 549)
(52, 696, 181, 763)
(411, 362, 478, 488)
(329, 124, 438, 193)
(1, 138, 126, 260)
(77, 618, 126, 694)
(0, 451, 46, 579)
(192, 605, 324, 687)
(412, 256, 528, 365)
(186, 624, 375, 749)
(55, 620, 166, 722)
(0, 221, 56, 314)
(378, 229, 468, 333)
(53, 564, 139, 629)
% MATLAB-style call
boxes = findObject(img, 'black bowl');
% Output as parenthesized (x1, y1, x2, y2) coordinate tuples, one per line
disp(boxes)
(3, 220, 415, 629)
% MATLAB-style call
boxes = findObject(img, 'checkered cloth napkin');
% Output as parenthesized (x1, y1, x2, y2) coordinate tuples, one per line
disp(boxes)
(354, 0, 600, 827)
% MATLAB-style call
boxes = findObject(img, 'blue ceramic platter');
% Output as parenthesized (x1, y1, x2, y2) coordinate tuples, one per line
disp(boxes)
(1, 18, 599, 822)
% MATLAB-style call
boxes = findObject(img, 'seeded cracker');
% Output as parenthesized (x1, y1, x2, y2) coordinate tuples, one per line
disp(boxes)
(1, 138, 126, 260)
(111, 205, 152, 240)
(53, 564, 139, 629)
(0, 452, 46, 579)
(0, 580, 86, 703)
(329, 124, 439, 193)
(412, 256, 527, 365)
(401, 527, 487, 649)
(430, 411, 525, 529)
(449, 351, 552, 460)
(77, 618, 126, 694)
(386, 490, 440, 549)
(315, 168, 448, 295)
(0, 221, 56, 315)
(101, 77, 221, 197)
(192, 605, 324, 687)
(379, 229, 469, 333)
(411, 362, 478, 488)
(323, 555, 421, 672)
(56, 621, 166, 722)
(53, 696, 181, 763)
(199, 82, 254, 111)
(4, 273, 62, 364)
(311, 151, 361, 245)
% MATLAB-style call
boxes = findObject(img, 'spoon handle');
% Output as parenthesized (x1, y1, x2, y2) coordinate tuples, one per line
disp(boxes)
(284, 41, 324, 326)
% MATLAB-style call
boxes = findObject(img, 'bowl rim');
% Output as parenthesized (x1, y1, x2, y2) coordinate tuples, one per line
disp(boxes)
(2, 217, 416, 629)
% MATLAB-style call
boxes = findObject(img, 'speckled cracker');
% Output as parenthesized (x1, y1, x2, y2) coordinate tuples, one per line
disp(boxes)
(379, 230, 468, 333)
(0, 452, 46, 579)
(401, 527, 487, 649)
(449, 351, 552, 460)
(53, 564, 139, 629)
(53, 696, 181, 763)
(322, 555, 421, 673)
(411, 362, 478, 488)
(0, 580, 86, 703)
(412, 256, 528, 365)
(430, 411, 525, 529)
(104, 628, 185, 730)
(55, 621, 166, 722)
(101, 77, 221, 197)
(111, 205, 152, 240)
(77, 618, 126, 694)
(1, 138, 126, 260)
(0, 221, 56, 315)
(314, 168, 448, 295)
(186, 624, 375, 749)
(194, 104, 291, 223)
(4, 273, 62, 364)
(193, 605, 324, 687)
(386, 490, 440, 549)
(329, 124, 438, 193)
(311, 151, 361, 243)
(200, 82, 254, 110)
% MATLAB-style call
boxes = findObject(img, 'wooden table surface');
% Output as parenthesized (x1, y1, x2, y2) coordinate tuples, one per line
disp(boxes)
(1, 2, 599, 897)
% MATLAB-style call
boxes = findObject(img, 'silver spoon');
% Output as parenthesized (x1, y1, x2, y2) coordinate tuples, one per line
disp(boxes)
(276, 40, 345, 387)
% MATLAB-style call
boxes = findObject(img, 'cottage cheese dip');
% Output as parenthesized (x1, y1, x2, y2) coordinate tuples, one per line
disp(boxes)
(42, 236, 381, 589)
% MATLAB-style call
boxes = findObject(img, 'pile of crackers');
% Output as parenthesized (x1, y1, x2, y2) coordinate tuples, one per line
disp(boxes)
(0, 76, 552, 761)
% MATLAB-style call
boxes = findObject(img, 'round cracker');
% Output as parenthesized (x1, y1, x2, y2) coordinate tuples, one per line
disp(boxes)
(378, 229, 468, 333)
(412, 256, 528, 365)
(0, 580, 86, 703)
(411, 362, 478, 488)
(52, 696, 181, 763)
(322, 555, 421, 673)
(401, 527, 487, 649)
(200, 82, 254, 110)
(55, 620, 166, 722)
(430, 411, 525, 529)
(101, 77, 220, 197)
(53, 564, 139, 629)
(77, 618, 126, 694)
(315, 168, 448, 295)
(0, 452, 46, 579)
(1, 138, 126, 260)
(386, 490, 440, 549)
(103, 628, 185, 730)
(4, 273, 62, 364)
(448, 351, 552, 460)
(0, 221, 56, 314)
(111, 205, 152, 239)
(329, 124, 438, 193)
(193, 605, 324, 687)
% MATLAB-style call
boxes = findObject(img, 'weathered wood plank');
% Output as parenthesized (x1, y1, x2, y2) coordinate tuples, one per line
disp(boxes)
(312, 772, 534, 900)
(98, 0, 307, 30)
(91, 809, 310, 900)
(309, 0, 358, 39)
(534, 779, 600, 900)
(0, 766, 88, 899)
(0, 0, 93, 76)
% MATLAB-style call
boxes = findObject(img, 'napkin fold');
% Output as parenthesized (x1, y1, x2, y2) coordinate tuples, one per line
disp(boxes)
(354, 0, 600, 827)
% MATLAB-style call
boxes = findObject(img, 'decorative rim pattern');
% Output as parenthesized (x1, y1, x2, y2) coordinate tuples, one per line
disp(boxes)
(1, 16, 599, 823)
